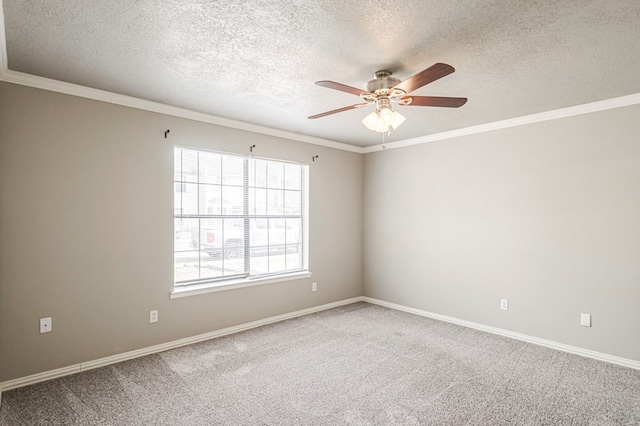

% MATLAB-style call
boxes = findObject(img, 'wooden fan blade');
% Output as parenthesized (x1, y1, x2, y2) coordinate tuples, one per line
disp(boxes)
(315, 81, 370, 97)
(308, 103, 368, 119)
(393, 63, 455, 94)
(401, 96, 467, 108)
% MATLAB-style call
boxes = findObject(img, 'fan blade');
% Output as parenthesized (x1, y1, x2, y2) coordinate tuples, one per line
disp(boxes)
(308, 103, 368, 119)
(315, 81, 370, 97)
(393, 63, 455, 94)
(401, 96, 467, 108)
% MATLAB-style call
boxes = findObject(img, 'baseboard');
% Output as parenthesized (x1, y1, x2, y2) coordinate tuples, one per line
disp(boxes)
(4, 295, 636, 396)
(0, 296, 365, 392)
(363, 297, 640, 371)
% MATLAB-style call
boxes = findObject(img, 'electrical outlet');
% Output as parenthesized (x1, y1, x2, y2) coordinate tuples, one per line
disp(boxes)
(40, 317, 52, 333)
(312, 282, 317, 292)
(500, 299, 509, 311)
(150, 310, 158, 323)
(580, 313, 591, 327)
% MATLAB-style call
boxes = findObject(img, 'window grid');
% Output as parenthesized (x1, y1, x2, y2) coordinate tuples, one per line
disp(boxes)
(174, 147, 307, 287)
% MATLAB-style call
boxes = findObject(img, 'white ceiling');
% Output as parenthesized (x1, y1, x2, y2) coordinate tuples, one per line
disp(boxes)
(2, 0, 640, 148)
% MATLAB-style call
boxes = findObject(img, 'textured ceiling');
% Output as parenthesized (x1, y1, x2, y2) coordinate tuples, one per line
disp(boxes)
(2, 0, 640, 147)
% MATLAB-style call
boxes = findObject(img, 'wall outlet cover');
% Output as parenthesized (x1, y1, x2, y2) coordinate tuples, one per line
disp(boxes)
(500, 299, 509, 310)
(580, 313, 591, 327)
(40, 317, 52, 333)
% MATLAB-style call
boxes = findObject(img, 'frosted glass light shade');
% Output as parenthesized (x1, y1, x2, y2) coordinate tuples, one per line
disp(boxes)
(390, 111, 406, 129)
(379, 107, 394, 124)
(362, 108, 406, 133)
(362, 111, 380, 131)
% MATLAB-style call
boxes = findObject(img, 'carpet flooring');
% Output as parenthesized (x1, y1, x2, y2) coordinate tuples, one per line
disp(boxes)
(1, 302, 639, 425)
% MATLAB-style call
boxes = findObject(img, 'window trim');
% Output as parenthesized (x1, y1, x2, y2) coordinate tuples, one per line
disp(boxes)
(173, 146, 309, 292)
(170, 271, 313, 299)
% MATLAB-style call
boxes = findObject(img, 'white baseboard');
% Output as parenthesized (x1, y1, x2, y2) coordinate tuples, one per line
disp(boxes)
(0, 297, 365, 392)
(363, 297, 640, 371)
(2, 295, 637, 397)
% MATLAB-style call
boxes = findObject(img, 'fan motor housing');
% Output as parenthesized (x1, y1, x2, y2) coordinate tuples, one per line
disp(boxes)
(366, 70, 402, 93)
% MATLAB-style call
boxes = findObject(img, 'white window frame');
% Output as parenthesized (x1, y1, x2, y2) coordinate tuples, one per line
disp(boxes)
(171, 146, 310, 298)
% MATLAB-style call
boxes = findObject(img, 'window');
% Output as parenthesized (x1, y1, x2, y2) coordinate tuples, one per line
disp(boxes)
(174, 146, 308, 288)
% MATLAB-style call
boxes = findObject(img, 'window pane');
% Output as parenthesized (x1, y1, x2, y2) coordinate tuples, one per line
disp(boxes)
(249, 218, 268, 251)
(174, 250, 201, 282)
(200, 244, 225, 280)
(285, 218, 302, 271)
(270, 219, 286, 252)
(174, 184, 185, 215)
(199, 151, 221, 184)
(286, 248, 302, 270)
(199, 184, 221, 215)
(267, 189, 284, 215)
(222, 186, 243, 215)
(174, 151, 184, 182)
(223, 155, 244, 186)
(284, 163, 302, 190)
(179, 183, 199, 215)
(250, 254, 268, 276)
(221, 218, 245, 273)
(249, 187, 267, 216)
(175, 149, 198, 183)
(248, 218, 268, 275)
(267, 161, 284, 188)
(197, 218, 228, 280)
(200, 218, 223, 257)
(267, 219, 287, 273)
(268, 252, 287, 274)
(174, 218, 198, 251)
(284, 190, 301, 215)
(286, 219, 302, 245)
(174, 218, 200, 283)
(250, 159, 267, 188)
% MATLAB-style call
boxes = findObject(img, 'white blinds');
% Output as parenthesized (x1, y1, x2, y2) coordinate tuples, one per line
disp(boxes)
(174, 147, 307, 286)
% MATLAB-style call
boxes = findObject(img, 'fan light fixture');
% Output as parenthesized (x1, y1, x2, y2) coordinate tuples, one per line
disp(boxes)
(362, 107, 406, 132)
(362, 96, 406, 132)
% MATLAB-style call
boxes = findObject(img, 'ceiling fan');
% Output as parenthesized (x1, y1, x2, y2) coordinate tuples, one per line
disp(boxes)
(308, 63, 467, 133)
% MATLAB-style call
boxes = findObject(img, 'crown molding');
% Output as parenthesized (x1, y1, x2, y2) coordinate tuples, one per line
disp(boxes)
(0, 4, 361, 153)
(0, 69, 365, 154)
(363, 92, 640, 153)
(4, 65, 639, 155)
(1, 0, 639, 156)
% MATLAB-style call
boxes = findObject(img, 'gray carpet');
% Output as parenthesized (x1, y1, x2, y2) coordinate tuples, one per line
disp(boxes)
(1, 302, 639, 425)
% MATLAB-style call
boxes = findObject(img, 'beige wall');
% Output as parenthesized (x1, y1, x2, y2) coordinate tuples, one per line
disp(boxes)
(0, 82, 363, 381)
(364, 104, 640, 361)
(2, 78, 639, 383)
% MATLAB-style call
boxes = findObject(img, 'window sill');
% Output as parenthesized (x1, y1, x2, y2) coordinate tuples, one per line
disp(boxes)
(170, 271, 312, 299)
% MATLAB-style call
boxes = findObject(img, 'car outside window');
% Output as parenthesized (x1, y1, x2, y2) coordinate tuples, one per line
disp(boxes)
(174, 146, 308, 287)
